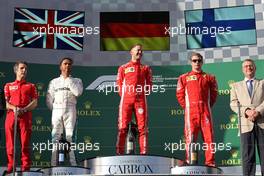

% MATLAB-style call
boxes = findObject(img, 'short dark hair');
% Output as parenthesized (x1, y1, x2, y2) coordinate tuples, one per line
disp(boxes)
(189, 52, 203, 61)
(130, 44, 143, 51)
(59, 57, 73, 66)
(13, 61, 28, 73)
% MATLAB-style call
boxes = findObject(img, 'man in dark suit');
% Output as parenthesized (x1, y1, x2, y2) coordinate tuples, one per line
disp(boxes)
(230, 59, 264, 176)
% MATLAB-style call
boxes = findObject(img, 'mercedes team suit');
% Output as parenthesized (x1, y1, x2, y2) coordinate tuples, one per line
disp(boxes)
(116, 60, 152, 155)
(176, 71, 218, 166)
(4, 80, 38, 172)
(46, 75, 83, 166)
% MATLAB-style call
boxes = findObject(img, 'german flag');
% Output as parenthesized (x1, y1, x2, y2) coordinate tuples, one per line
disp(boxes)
(100, 11, 170, 51)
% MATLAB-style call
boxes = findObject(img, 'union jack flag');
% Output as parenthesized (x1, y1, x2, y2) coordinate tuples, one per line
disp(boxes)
(13, 8, 84, 50)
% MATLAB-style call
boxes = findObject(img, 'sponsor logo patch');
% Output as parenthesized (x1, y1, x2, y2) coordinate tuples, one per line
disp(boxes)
(125, 67, 135, 74)
(138, 108, 144, 114)
(10, 85, 18, 90)
(186, 75, 197, 81)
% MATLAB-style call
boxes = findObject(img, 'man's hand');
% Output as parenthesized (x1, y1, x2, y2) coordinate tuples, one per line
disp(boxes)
(245, 109, 255, 117)
(14, 107, 26, 117)
(14, 107, 19, 117)
(246, 109, 260, 122)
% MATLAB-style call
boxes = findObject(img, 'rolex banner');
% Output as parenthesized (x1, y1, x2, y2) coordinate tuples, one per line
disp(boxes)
(0, 60, 264, 168)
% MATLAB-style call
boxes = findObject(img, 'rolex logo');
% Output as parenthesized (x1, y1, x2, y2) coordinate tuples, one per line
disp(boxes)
(36, 83, 44, 90)
(35, 116, 43, 125)
(230, 114, 237, 123)
(228, 80, 235, 88)
(0, 72, 5, 78)
(84, 136, 91, 143)
(34, 152, 41, 160)
(231, 149, 238, 159)
(84, 101, 92, 109)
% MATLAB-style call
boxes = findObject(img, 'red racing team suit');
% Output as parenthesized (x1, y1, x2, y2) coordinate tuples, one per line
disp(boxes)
(176, 71, 218, 166)
(116, 60, 152, 154)
(4, 80, 38, 172)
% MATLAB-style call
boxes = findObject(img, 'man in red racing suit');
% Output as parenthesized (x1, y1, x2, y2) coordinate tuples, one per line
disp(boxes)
(176, 52, 218, 166)
(116, 44, 152, 155)
(4, 61, 38, 173)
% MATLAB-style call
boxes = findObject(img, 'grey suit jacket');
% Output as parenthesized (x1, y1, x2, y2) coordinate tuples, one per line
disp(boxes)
(230, 79, 264, 133)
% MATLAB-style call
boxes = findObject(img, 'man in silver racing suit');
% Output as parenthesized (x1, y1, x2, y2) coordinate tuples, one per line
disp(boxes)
(46, 57, 83, 166)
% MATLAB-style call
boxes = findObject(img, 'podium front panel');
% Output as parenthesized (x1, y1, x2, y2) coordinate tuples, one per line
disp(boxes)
(40, 166, 90, 175)
(5, 171, 44, 176)
(171, 166, 223, 175)
(83, 155, 181, 175)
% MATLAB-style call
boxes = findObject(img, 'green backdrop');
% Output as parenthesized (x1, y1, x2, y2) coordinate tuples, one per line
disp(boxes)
(0, 60, 263, 168)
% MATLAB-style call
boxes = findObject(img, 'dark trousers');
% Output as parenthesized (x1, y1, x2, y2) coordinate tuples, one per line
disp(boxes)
(241, 124, 264, 176)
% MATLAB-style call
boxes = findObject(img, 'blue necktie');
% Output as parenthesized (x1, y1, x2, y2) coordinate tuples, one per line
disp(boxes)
(247, 80, 253, 97)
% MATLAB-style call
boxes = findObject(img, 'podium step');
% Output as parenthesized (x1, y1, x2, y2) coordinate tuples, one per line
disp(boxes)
(81, 155, 183, 175)
(171, 165, 223, 175)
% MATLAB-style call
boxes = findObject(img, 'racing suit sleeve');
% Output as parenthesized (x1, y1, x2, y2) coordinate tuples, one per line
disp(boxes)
(23, 99, 38, 112)
(145, 66, 153, 95)
(4, 83, 15, 111)
(46, 80, 55, 110)
(4, 84, 17, 112)
(23, 84, 38, 112)
(176, 75, 186, 109)
(68, 78, 83, 97)
(210, 75, 218, 107)
(116, 66, 124, 97)
(4, 84, 10, 102)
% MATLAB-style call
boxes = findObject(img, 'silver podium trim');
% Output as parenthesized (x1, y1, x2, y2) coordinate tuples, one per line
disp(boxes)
(83, 155, 183, 175)
(171, 165, 223, 175)
(40, 166, 90, 175)
(5, 171, 44, 176)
